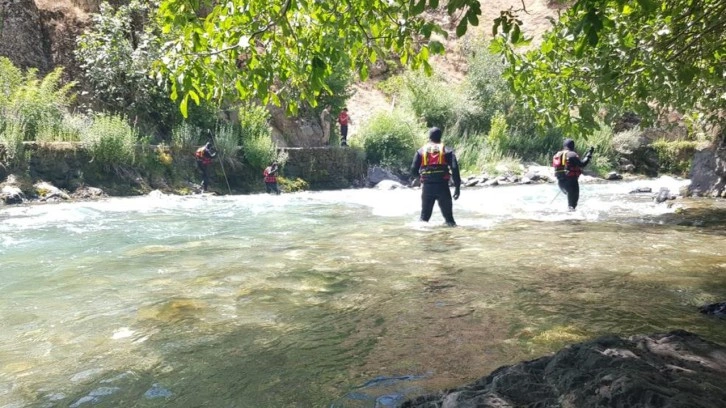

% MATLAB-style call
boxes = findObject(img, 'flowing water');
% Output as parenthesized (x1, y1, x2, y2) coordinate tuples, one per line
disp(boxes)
(2, 177, 726, 408)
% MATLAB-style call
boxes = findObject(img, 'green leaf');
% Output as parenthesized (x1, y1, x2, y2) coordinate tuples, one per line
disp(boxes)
(412, 0, 426, 15)
(429, 0, 439, 8)
(180, 92, 189, 118)
(455, 17, 468, 37)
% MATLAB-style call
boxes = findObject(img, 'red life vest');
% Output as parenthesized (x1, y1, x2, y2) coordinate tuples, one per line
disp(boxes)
(338, 112, 349, 126)
(195, 147, 213, 166)
(553, 150, 582, 178)
(419, 142, 450, 183)
(263, 167, 277, 183)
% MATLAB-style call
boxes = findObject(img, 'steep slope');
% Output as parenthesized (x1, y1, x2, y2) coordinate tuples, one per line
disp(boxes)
(346, 0, 561, 137)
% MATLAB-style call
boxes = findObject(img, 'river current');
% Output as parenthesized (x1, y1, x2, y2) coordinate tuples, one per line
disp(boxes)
(2, 177, 726, 407)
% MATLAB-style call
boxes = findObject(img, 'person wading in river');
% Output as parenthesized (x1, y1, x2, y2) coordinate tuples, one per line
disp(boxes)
(553, 139, 594, 211)
(195, 141, 217, 192)
(263, 161, 280, 195)
(410, 127, 461, 226)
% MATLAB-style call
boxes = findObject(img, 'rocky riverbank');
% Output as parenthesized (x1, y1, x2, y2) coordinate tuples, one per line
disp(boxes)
(403, 330, 726, 408)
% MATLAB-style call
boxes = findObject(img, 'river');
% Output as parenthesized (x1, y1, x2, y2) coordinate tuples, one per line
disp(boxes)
(1, 177, 726, 407)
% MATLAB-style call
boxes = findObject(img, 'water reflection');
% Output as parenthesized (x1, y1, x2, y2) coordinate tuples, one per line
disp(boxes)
(1, 178, 726, 407)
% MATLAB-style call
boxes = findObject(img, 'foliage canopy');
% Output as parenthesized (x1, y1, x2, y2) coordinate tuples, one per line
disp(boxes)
(492, 0, 726, 136)
(155, 0, 483, 117)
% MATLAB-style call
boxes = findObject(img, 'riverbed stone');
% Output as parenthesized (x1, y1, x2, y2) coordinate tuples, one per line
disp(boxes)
(1, 185, 24, 204)
(375, 180, 405, 190)
(630, 187, 653, 194)
(606, 171, 623, 180)
(403, 330, 726, 408)
(699, 302, 726, 318)
(368, 166, 403, 186)
(71, 186, 106, 200)
(34, 181, 70, 201)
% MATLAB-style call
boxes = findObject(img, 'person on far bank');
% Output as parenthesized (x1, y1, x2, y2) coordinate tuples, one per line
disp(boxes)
(410, 127, 461, 226)
(552, 138, 594, 211)
(263, 161, 280, 195)
(320, 105, 332, 146)
(195, 141, 217, 192)
(338, 107, 351, 146)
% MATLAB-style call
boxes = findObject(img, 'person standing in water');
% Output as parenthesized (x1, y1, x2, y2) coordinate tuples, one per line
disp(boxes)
(194, 141, 217, 192)
(263, 161, 280, 195)
(552, 139, 594, 211)
(410, 127, 461, 226)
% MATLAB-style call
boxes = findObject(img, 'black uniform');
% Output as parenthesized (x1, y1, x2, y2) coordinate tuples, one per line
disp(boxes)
(411, 141, 462, 226)
(554, 139, 593, 210)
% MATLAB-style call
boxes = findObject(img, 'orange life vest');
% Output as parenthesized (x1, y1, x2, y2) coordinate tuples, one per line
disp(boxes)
(419, 142, 450, 183)
(195, 147, 213, 166)
(553, 150, 582, 178)
(263, 167, 277, 183)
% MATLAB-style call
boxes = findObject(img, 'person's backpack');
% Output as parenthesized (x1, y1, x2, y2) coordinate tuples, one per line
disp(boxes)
(552, 151, 567, 177)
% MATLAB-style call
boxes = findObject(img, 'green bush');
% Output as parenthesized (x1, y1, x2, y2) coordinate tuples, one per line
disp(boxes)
(0, 120, 25, 163)
(652, 139, 698, 176)
(238, 104, 280, 170)
(0, 58, 76, 141)
(357, 109, 426, 171)
(75, 1, 181, 138)
(81, 115, 137, 169)
(400, 72, 459, 129)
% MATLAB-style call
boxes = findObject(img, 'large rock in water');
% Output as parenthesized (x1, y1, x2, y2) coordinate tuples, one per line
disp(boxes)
(689, 136, 726, 197)
(403, 330, 726, 408)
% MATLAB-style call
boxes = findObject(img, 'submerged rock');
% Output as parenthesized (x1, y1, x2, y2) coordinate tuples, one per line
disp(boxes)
(403, 330, 726, 408)
(375, 180, 406, 190)
(655, 187, 677, 203)
(630, 187, 653, 194)
(700, 302, 726, 317)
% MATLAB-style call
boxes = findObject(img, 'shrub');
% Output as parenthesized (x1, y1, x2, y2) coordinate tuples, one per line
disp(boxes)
(239, 104, 280, 170)
(0, 59, 76, 141)
(400, 72, 459, 129)
(81, 115, 137, 169)
(357, 109, 426, 171)
(0, 120, 25, 163)
(652, 139, 698, 176)
(213, 123, 241, 167)
(278, 176, 309, 192)
(171, 122, 203, 151)
(75, 1, 179, 138)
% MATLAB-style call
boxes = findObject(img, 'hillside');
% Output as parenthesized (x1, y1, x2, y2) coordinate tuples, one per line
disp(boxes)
(347, 0, 561, 134)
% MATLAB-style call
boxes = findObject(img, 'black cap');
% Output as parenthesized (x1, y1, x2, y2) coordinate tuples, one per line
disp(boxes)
(429, 127, 442, 142)
(563, 139, 575, 150)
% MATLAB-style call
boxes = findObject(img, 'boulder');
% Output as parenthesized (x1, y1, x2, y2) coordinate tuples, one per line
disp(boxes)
(654, 187, 676, 203)
(367, 166, 403, 186)
(483, 179, 499, 187)
(71, 186, 106, 200)
(34, 181, 70, 201)
(1, 185, 24, 204)
(403, 330, 726, 408)
(606, 171, 623, 181)
(629, 187, 653, 194)
(375, 180, 405, 190)
(689, 138, 726, 197)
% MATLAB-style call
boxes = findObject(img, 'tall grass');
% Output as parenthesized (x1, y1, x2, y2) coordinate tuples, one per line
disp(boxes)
(80, 115, 137, 169)
(239, 104, 280, 170)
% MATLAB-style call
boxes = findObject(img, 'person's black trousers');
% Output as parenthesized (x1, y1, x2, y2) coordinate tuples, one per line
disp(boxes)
(558, 176, 580, 209)
(420, 182, 455, 225)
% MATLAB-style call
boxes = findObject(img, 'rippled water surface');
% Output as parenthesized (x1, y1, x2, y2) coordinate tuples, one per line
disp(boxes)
(2, 177, 726, 407)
